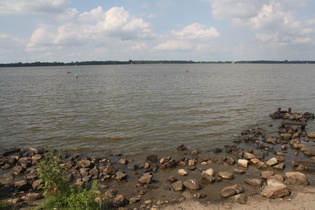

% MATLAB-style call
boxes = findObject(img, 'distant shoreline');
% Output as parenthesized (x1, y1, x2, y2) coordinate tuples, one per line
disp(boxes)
(0, 60, 314, 68)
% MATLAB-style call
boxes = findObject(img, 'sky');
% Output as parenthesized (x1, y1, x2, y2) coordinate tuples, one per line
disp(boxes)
(0, 0, 315, 63)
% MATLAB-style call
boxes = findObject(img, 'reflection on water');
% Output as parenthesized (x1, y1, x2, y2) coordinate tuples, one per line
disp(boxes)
(1, 64, 315, 157)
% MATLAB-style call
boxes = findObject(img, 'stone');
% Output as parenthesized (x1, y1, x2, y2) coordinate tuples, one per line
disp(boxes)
(105, 189, 117, 198)
(295, 164, 307, 171)
(32, 179, 43, 190)
(273, 163, 286, 170)
(178, 169, 188, 176)
(213, 148, 222, 153)
(188, 159, 196, 167)
(194, 193, 206, 199)
(14, 180, 31, 191)
(78, 160, 93, 168)
(160, 159, 177, 168)
(280, 133, 292, 140)
(275, 156, 286, 162)
(146, 155, 158, 163)
(13, 165, 26, 174)
(112, 194, 126, 207)
(25, 193, 42, 202)
(172, 181, 184, 191)
(160, 156, 171, 164)
(103, 165, 117, 175)
(266, 137, 277, 144)
(138, 173, 153, 184)
(201, 173, 216, 183)
(115, 171, 127, 180)
(284, 172, 309, 185)
(129, 197, 141, 203)
(118, 158, 128, 165)
(261, 178, 290, 199)
(235, 194, 248, 204)
(182, 191, 193, 199)
(183, 179, 201, 190)
(89, 168, 99, 177)
(233, 169, 246, 174)
(221, 184, 243, 198)
(302, 148, 315, 156)
(218, 171, 234, 179)
(256, 161, 267, 169)
(202, 168, 215, 177)
(177, 144, 188, 151)
(261, 171, 275, 180)
(238, 159, 249, 167)
(244, 152, 256, 159)
(167, 176, 177, 182)
(244, 179, 262, 187)
(308, 132, 315, 138)
(266, 157, 278, 166)
(190, 150, 199, 156)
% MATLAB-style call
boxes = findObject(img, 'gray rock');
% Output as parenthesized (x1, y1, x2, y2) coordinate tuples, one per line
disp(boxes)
(266, 157, 278, 166)
(218, 171, 234, 179)
(261, 171, 275, 180)
(183, 179, 201, 190)
(273, 163, 286, 170)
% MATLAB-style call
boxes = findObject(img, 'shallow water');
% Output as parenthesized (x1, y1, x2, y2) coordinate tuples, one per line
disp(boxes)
(1, 64, 315, 158)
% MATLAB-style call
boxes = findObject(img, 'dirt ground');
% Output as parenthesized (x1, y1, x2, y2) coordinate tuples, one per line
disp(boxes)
(161, 186, 315, 210)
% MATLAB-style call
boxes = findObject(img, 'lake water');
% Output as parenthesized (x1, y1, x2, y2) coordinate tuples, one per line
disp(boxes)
(1, 64, 315, 158)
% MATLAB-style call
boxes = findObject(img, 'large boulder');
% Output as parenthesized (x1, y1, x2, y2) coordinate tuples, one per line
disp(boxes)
(284, 172, 309, 185)
(261, 178, 290, 199)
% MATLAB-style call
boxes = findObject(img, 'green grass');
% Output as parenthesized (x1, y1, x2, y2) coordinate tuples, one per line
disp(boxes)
(37, 150, 111, 209)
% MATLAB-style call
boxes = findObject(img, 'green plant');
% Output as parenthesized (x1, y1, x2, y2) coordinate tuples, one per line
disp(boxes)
(0, 201, 10, 210)
(38, 150, 110, 209)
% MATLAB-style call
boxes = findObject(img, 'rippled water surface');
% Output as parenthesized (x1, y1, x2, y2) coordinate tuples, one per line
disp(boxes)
(1, 64, 315, 157)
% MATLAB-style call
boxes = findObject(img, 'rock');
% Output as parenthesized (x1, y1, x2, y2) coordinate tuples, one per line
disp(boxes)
(103, 165, 117, 175)
(261, 171, 275, 180)
(183, 179, 201, 190)
(202, 168, 215, 177)
(118, 158, 128, 165)
(238, 159, 249, 167)
(105, 189, 117, 198)
(146, 155, 158, 163)
(190, 150, 199, 155)
(78, 160, 93, 168)
(244, 152, 256, 159)
(129, 197, 141, 203)
(12, 165, 26, 174)
(14, 180, 31, 191)
(160, 156, 171, 164)
(221, 184, 243, 198)
(280, 133, 292, 140)
(3, 148, 21, 156)
(182, 191, 193, 199)
(261, 178, 290, 199)
(266, 137, 277, 144)
(172, 181, 184, 191)
(25, 192, 42, 202)
(295, 164, 307, 171)
(32, 179, 43, 190)
(266, 157, 278, 166)
(178, 169, 188, 176)
(188, 159, 196, 167)
(275, 156, 286, 162)
(167, 176, 177, 182)
(115, 171, 127, 180)
(213, 148, 222, 153)
(218, 172, 234, 179)
(138, 173, 153, 184)
(194, 193, 206, 199)
(244, 179, 262, 187)
(308, 132, 315, 138)
(256, 161, 267, 169)
(284, 172, 309, 185)
(89, 167, 99, 177)
(201, 172, 216, 183)
(235, 194, 248, 204)
(112, 194, 126, 207)
(177, 144, 188, 151)
(273, 163, 286, 170)
(233, 169, 246, 174)
(250, 158, 260, 164)
(144, 200, 153, 204)
(302, 148, 315, 156)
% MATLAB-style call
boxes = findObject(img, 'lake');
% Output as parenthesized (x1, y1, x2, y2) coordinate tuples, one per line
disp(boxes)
(1, 64, 315, 158)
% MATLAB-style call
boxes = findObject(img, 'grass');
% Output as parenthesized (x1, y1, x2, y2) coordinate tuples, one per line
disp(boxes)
(37, 150, 111, 209)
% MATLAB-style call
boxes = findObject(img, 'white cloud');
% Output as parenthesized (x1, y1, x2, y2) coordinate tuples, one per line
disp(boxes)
(0, 32, 25, 49)
(78, 6, 104, 22)
(56, 8, 78, 21)
(0, 0, 69, 15)
(171, 23, 220, 40)
(154, 40, 193, 51)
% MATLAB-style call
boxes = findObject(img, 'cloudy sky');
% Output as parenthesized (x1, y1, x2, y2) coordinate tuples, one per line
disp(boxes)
(0, 0, 315, 63)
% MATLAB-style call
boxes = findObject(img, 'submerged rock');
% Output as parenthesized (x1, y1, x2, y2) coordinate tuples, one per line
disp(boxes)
(221, 184, 243, 198)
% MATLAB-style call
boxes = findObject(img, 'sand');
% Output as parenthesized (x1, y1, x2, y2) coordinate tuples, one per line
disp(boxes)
(161, 186, 315, 210)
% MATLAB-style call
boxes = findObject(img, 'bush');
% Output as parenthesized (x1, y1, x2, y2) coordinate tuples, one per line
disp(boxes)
(38, 150, 110, 209)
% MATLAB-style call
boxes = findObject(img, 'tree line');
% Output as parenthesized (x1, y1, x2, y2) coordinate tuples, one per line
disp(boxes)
(0, 60, 314, 67)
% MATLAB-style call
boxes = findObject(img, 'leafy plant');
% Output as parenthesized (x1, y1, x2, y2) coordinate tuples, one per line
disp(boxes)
(38, 150, 110, 209)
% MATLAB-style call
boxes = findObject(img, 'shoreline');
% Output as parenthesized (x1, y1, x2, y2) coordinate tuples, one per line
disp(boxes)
(1, 108, 315, 209)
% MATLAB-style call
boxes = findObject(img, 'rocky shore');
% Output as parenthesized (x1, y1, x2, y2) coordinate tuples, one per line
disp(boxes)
(1, 108, 315, 209)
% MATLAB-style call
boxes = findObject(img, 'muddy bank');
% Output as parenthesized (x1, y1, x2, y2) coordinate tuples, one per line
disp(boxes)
(1, 108, 315, 209)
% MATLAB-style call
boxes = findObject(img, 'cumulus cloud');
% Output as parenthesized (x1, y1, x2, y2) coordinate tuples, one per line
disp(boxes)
(56, 8, 78, 21)
(0, 32, 25, 49)
(154, 23, 219, 51)
(0, 0, 69, 15)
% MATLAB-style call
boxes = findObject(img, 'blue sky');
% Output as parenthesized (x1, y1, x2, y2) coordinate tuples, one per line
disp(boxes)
(0, 0, 315, 63)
